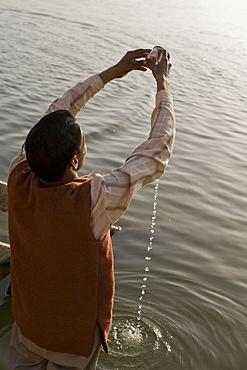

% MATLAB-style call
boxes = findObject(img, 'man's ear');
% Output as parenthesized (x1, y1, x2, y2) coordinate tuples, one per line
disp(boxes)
(70, 155, 78, 170)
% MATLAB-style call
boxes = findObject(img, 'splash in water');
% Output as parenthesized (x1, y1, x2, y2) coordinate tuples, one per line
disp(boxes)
(112, 318, 144, 349)
(108, 180, 172, 358)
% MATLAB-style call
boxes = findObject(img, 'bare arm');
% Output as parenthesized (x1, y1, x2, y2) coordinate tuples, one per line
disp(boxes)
(99, 48, 151, 83)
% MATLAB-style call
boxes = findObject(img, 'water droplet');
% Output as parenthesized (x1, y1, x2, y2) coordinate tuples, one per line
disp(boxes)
(165, 341, 172, 352)
(136, 180, 159, 321)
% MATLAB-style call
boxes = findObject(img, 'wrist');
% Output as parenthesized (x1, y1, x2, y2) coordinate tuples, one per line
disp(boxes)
(99, 66, 119, 85)
(156, 75, 170, 92)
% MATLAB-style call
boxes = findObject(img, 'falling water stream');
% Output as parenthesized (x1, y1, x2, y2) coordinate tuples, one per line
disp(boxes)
(103, 179, 173, 367)
(136, 179, 159, 324)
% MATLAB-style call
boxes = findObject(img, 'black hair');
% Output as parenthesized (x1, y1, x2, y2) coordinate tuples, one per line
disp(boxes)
(25, 110, 82, 182)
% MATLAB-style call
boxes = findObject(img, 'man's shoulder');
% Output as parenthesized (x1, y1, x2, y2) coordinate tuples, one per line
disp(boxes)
(8, 155, 28, 177)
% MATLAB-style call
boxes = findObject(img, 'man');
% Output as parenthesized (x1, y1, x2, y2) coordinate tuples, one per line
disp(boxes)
(7, 47, 175, 369)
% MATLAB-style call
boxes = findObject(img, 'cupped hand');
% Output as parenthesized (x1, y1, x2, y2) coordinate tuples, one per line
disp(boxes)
(114, 48, 151, 78)
(145, 47, 172, 82)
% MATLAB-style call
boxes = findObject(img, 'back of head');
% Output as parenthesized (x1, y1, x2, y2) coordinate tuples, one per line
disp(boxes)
(25, 110, 82, 182)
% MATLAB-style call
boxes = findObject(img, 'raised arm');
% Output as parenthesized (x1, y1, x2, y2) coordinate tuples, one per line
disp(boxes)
(9, 48, 152, 175)
(99, 48, 151, 83)
(46, 49, 151, 117)
(90, 48, 175, 240)
(146, 47, 171, 93)
(119, 48, 174, 191)
(45, 75, 104, 117)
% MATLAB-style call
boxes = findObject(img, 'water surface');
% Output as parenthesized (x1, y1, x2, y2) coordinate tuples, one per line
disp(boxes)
(0, 0, 247, 369)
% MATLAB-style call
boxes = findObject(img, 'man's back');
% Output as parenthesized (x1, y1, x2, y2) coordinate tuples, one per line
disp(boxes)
(8, 159, 114, 356)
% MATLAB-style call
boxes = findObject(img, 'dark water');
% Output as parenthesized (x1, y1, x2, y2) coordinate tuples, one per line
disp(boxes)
(1, 0, 247, 369)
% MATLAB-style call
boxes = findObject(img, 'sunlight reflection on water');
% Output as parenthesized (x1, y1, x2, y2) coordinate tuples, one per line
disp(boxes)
(1, 0, 247, 368)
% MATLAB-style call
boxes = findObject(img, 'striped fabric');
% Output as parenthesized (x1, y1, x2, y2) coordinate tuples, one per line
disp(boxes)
(10, 74, 175, 241)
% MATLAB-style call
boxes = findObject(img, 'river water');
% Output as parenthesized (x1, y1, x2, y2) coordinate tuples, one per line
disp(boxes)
(0, 0, 247, 369)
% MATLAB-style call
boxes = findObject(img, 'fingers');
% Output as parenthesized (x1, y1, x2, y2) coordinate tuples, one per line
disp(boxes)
(145, 47, 171, 72)
(120, 47, 172, 76)
(160, 49, 171, 64)
(132, 48, 152, 58)
(131, 49, 152, 72)
(134, 61, 148, 72)
(131, 49, 152, 66)
(166, 62, 172, 79)
(165, 52, 172, 77)
(165, 50, 171, 64)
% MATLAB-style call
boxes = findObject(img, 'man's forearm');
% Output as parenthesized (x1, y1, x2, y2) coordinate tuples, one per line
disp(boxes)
(99, 48, 151, 84)
(99, 66, 119, 85)
(45, 75, 104, 117)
